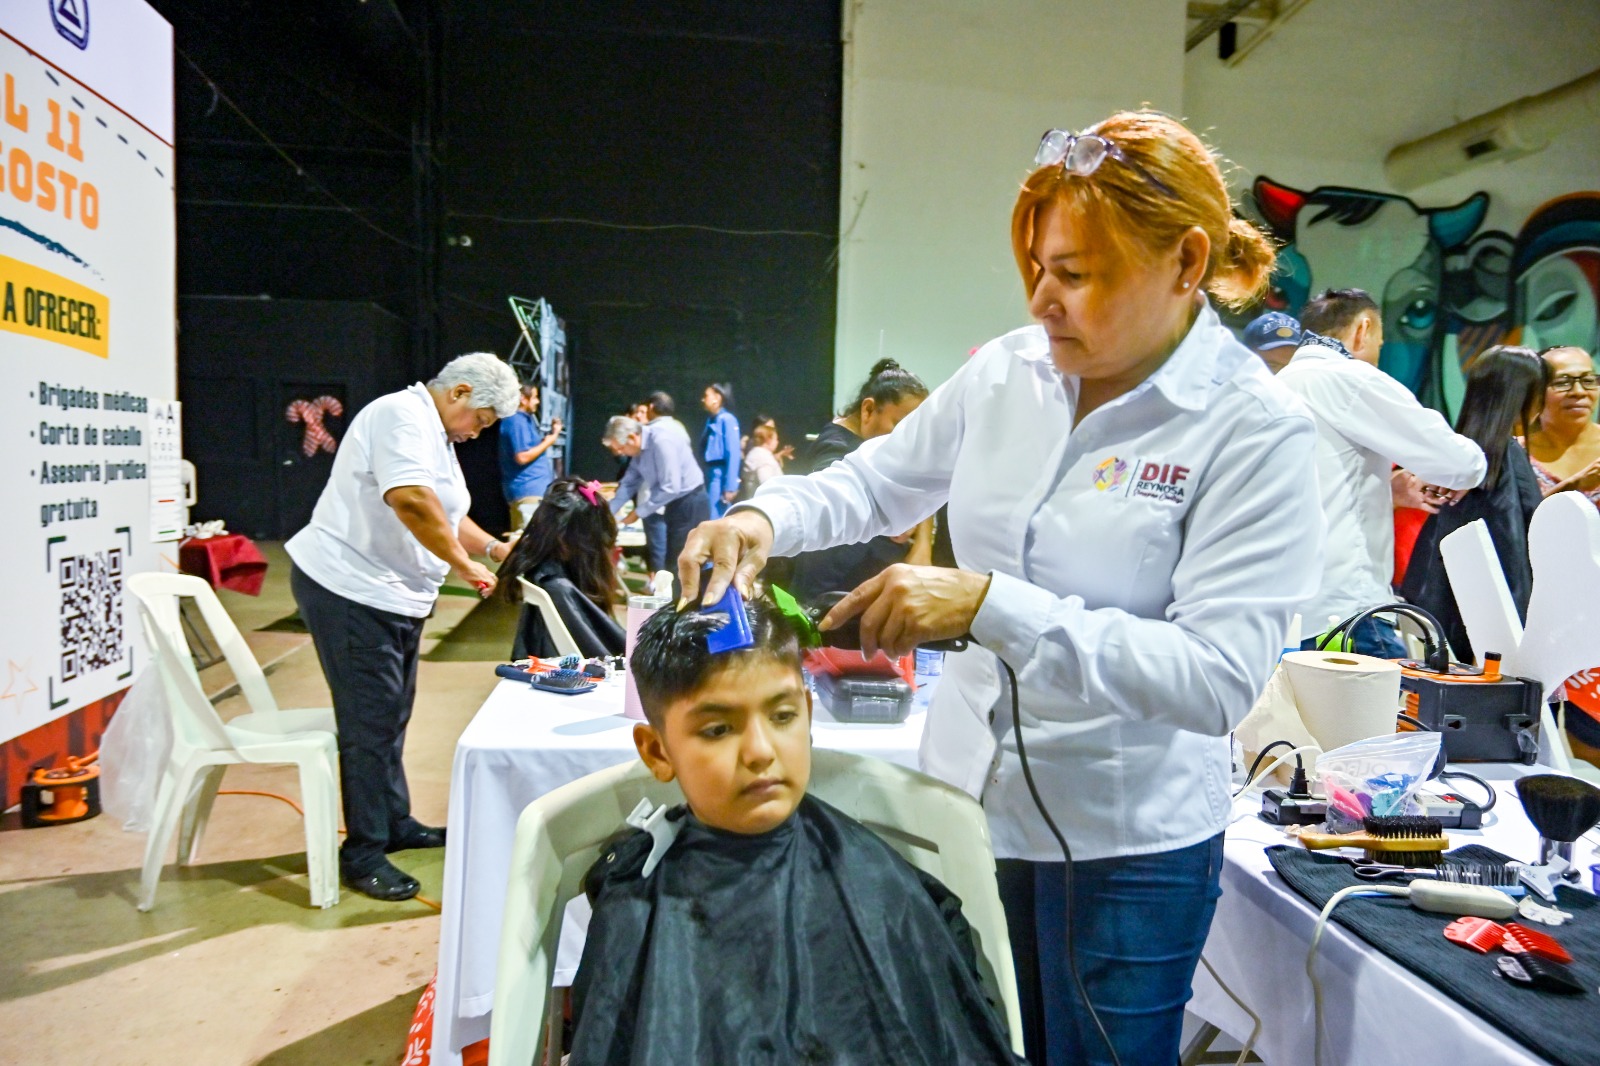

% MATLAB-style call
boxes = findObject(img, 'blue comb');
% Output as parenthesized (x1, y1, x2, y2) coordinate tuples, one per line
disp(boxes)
(699, 564, 755, 654)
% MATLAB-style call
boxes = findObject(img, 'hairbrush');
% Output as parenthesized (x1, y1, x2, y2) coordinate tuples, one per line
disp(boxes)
(531, 668, 596, 695)
(1354, 860, 1523, 894)
(1296, 815, 1448, 866)
(1514, 775, 1600, 876)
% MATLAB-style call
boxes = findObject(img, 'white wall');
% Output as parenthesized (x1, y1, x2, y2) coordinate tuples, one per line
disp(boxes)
(834, 0, 1186, 405)
(1183, 0, 1600, 234)
(834, 0, 1600, 402)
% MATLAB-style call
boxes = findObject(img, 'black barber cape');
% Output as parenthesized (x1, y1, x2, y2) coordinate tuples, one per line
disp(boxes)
(569, 795, 1024, 1066)
(511, 559, 626, 661)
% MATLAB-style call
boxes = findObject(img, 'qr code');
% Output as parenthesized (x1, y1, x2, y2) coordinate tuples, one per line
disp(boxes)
(59, 548, 124, 681)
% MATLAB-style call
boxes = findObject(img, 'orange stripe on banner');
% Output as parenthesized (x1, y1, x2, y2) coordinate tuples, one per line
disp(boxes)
(0, 253, 109, 357)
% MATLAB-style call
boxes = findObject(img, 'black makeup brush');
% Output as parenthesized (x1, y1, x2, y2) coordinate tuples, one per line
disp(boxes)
(1514, 774, 1600, 877)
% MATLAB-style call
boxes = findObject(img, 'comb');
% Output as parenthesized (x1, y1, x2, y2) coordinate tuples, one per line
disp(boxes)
(1297, 816, 1448, 865)
(531, 668, 596, 695)
(1502, 923, 1573, 964)
(1437, 862, 1525, 896)
(1444, 916, 1507, 954)
(1496, 954, 1587, 994)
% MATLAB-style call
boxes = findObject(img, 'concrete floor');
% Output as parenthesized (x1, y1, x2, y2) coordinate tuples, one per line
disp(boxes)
(0, 545, 501, 1065)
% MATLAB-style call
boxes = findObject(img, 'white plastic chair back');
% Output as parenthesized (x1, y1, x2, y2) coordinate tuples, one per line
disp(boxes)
(1442, 497, 1600, 778)
(133, 597, 236, 753)
(126, 572, 282, 717)
(488, 749, 1025, 1066)
(517, 576, 583, 659)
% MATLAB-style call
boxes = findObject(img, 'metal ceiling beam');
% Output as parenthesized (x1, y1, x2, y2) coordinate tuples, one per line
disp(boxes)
(1186, 1, 1277, 23)
(1185, 0, 1265, 51)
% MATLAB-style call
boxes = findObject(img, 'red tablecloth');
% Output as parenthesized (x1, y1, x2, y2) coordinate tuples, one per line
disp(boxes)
(178, 534, 269, 596)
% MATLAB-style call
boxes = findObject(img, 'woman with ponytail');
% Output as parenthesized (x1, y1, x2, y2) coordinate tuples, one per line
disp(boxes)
(685, 111, 1323, 1065)
(785, 359, 931, 600)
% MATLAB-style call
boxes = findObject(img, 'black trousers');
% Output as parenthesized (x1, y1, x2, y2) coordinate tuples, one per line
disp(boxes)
(291, 564, 428, 875)
(661, 489, 710, 600)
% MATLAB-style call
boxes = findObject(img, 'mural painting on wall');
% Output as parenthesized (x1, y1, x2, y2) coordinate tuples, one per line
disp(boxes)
(1248, 179, 1600, 419)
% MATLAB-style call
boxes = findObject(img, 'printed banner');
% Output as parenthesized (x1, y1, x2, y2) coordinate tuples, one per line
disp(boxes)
(0, 3, 174, 743)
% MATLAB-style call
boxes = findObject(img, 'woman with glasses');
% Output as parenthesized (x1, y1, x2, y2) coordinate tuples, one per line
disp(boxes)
(681, 111, 1320, 1065)
(1526, 346, 1600, 504)
(1401, 345, 1546, 663)
(1525, 345, 1600, 769)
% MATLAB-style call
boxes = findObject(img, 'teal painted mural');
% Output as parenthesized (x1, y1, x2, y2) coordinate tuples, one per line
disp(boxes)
(1248, 179, 1600, 418)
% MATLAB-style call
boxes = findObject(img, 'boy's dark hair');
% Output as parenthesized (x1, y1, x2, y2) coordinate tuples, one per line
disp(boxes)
(632, 597, 803, 729)
(1298, 288, 1380, 339)
(647, 390, 675, 417)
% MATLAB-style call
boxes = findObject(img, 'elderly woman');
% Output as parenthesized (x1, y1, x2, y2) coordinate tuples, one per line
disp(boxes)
(1525, 344, 1600, 765)
(683, 112, 1320, 1064)
(1526, 345, 1600, 503)
(287, 353, 520, 901)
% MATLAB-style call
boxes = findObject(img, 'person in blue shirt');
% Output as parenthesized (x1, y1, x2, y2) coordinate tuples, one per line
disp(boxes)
(499, 384, 563, 529)
(700, 382, 741, 518)
(604, 415, 709, 597)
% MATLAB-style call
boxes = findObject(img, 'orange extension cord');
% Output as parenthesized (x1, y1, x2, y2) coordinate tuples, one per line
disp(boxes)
(218, 789, 443, 911)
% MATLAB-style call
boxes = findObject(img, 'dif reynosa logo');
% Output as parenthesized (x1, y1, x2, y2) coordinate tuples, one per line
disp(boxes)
(1092, 456, 1191, 503)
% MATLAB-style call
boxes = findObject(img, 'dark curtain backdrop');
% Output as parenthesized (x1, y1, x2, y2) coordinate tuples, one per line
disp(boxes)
(162, 1, 841, 537)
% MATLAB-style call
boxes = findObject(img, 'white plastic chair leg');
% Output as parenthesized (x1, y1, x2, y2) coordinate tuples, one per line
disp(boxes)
(178, 766, 227, 865)
(139, 762, 198, 912)
(295, 744, 342, 908)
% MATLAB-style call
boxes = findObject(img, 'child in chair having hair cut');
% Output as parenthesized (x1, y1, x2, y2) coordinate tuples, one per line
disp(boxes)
(566, 599, 1024, 1066)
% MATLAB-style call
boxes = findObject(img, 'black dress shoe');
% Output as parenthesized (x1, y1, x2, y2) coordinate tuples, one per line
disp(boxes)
(342, 861, 421, 901)
(386, 824, 446, 852)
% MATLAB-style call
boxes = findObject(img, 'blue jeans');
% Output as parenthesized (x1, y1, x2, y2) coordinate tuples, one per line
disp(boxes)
(642, 513, 668, 573)
(1301, 616, 1408, 659)
(998, 833, 1225, 1066)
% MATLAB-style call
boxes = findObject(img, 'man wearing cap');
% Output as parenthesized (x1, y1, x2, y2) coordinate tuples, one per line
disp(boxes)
(1276, 288, 1485, 656)
(1243, 311, 1303, 373)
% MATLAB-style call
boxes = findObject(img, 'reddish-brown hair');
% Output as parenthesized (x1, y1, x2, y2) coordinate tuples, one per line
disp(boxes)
(1011, 111, 1275, 311)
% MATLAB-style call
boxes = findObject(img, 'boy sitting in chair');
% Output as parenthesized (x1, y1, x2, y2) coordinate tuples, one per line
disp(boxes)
(568, 598, 1023, 1065)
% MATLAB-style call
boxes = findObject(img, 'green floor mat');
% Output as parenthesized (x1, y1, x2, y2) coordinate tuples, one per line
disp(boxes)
(422, 593, 520, 662)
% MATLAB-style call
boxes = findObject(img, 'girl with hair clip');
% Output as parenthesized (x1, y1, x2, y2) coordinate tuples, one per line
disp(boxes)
(498, 477, 626, 659)
(1402, 345, 1547, 663)
(686, 112, 1321, 1065)
(787, 359, 932, 602)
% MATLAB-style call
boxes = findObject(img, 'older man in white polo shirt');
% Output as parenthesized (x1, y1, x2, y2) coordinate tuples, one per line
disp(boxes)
(287, 352, 520, 901)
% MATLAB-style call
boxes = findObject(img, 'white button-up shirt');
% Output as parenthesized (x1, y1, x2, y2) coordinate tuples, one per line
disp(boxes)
(750, 305, 1323, 861)
(286, 383, 470, 618)
(1276, 341, 1486, 632)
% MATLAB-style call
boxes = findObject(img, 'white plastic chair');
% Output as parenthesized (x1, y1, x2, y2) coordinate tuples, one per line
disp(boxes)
(127, 573, 341, 910)
(517, 577, 583, 659)
(487, 749, 1025, 1066)
(129, 570, 334, 727)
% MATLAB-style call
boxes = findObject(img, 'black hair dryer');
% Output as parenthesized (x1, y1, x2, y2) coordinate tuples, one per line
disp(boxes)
(807, 591, 969, 654)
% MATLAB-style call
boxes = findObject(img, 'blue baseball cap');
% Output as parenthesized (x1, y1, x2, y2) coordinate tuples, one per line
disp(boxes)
(1243, 312, 1303, 352)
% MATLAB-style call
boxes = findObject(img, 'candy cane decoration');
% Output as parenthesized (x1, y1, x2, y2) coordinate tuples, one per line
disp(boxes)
(285, 396, 343, 457)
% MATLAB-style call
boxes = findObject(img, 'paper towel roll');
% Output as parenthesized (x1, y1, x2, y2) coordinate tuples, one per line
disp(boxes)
(623, 594, 670, 721)
(1281, 650, 1403, 751)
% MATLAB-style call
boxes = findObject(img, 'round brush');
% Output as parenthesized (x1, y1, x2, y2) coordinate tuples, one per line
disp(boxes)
(1514, 774, 1600, 877)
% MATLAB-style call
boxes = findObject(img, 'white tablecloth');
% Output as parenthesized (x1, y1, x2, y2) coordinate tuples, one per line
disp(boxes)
(431, 673, 934, 1063)
(1190, 763, 1599, 1066)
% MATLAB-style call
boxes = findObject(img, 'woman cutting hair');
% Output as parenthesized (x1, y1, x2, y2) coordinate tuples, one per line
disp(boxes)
(682, 112, 1321, 1065)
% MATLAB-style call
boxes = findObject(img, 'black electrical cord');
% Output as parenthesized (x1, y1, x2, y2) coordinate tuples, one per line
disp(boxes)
(1315, 602, 1450, 673)
(1243, 739, 1297, 788)
(1437, 770, 1498, 812)
(1003, 660, 1124, 1066)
